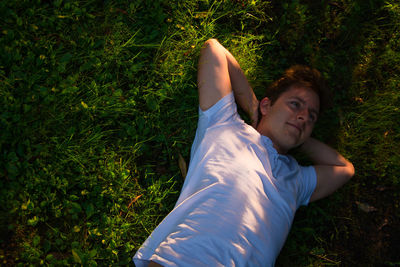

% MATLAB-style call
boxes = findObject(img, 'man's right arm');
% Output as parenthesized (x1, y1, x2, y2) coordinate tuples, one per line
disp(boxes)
(197, 39, 259, 127)
(301, 137, 355, 202)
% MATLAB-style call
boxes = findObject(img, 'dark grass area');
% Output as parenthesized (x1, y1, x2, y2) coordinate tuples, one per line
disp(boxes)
(1, 0, 399, 265)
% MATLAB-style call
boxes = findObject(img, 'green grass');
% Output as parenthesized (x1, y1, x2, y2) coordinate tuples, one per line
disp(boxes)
(1, 0, 399, 266)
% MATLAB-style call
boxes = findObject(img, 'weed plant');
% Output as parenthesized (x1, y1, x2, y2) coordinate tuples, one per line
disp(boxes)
(1, 0, 399, 266)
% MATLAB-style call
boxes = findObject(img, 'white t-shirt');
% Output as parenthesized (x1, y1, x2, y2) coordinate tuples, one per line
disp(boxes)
(133, 93, 317, 267)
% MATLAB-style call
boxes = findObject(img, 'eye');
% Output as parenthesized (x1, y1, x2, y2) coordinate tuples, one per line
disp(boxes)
(290, 101, 300, 108)
(309, 113, 317, 122)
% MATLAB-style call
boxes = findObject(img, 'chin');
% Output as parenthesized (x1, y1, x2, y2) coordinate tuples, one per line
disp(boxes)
(274, 136, 300, 154)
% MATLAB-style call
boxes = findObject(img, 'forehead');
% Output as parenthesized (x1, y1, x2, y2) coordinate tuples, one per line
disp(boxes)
(279, 86, 320, 112)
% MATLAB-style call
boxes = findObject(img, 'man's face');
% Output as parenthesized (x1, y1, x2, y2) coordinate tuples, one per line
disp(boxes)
(257, 86, 320, 154)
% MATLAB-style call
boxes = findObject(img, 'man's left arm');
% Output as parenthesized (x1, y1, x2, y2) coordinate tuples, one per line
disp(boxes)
(300, 137, 355, 202)
(197, 39, 259, 127)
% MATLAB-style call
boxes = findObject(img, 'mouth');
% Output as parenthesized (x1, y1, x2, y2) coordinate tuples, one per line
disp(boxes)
(287, 122, 301, 133)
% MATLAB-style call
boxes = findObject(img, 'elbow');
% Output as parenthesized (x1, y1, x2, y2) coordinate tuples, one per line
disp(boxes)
(204, 38, 219, 45)
(345, 161, 355, 181)
(199, 39, 216, 58)
(202, 38, 220, 51)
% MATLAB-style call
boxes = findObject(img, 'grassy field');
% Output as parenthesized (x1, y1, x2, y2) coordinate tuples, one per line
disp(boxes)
(1, 0, 399, 266)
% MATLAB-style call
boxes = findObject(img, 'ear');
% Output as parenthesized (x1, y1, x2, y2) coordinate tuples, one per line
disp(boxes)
(259, 97, 271, 116)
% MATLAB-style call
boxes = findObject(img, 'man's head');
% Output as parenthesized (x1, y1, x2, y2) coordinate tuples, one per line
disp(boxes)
(264, 65, 327, 110)
(256, 65, 327, 154)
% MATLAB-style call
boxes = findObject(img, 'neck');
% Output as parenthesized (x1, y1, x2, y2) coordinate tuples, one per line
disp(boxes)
(256, 121, 287, 154)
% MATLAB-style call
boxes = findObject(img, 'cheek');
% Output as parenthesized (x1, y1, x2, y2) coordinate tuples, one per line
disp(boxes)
(304, 124, 314, 135)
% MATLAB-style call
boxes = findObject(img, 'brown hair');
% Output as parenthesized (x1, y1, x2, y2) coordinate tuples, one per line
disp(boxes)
(267, 65, 328, 108)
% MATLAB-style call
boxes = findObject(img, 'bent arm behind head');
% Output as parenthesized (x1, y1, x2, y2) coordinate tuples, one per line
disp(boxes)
(300, 137, 355, 202)
(197, 39, 259, 126)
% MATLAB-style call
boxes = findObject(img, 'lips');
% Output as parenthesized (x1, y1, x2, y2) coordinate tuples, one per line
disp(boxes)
(287, 122, 301, 133)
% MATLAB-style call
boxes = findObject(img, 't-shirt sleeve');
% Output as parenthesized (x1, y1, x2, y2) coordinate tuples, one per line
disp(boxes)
(199, 92, 239, 127)
(297, 165, 317, 207)
(190, 92, 241, 159)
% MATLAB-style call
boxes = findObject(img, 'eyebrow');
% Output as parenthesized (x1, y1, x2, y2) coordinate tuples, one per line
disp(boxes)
(291, 96, 319, 117)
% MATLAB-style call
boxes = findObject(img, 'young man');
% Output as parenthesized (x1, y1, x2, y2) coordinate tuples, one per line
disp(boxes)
(133, 39, 354, 267)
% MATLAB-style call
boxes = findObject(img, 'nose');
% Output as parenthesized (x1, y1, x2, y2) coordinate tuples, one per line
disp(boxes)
(297, 109, 308, 121)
